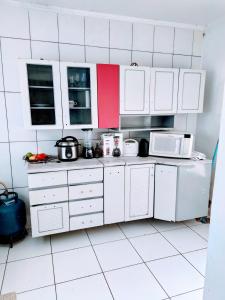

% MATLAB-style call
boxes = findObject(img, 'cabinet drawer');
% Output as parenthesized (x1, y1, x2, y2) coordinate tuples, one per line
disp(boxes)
(69, 198, 103, 216)
(68, 168, 103, 184)
(69, 183, 103, 200)
(70, 213, 103, 230)
(28, 171, 67, 189)
(31, 202, 69, 237)
(29, 187, 68, 206)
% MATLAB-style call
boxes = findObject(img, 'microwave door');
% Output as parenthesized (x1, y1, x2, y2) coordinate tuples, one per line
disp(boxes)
(152, 135, 182, 156)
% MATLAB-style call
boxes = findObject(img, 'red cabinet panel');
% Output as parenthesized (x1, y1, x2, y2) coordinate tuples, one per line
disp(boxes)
(97, 64, 119, 128)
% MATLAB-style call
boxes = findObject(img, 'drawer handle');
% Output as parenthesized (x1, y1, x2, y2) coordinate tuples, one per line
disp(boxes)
(81, 206, 84, 209)
(80, 191, 84, 194)
(89, 190, 93, 193)
(90, 220, 93, 223)
(43, 195, 46, 198)
(52, 194, 55, 197)
(82, 221, 85, 224)
(89, 205, 92, 208)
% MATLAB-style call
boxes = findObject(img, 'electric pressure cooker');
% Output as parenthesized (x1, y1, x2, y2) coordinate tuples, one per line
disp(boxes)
(55, 136, 79, 161)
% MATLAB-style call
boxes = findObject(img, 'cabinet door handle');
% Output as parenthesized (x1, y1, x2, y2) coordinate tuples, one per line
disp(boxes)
(89, 190, 93, 193)
(80, 191, 84, 194)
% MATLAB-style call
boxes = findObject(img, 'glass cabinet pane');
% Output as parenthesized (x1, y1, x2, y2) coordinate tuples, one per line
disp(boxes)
(27, 64, 56, 126)
(67, 67, 92, 125)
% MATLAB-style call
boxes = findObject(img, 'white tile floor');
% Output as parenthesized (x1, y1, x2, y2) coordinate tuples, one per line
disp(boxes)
(0, 219, 209, 300)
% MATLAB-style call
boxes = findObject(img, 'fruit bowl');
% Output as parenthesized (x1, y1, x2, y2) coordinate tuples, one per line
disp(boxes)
(23, 153, 49, 164)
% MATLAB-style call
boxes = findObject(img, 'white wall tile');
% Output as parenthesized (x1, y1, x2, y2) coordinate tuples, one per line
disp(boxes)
(37, 140, 58, 156)
(173, 55, 192, 68)
(29, 9, 58, 42)
(37, 130, 62, 141)
(59, 44, 85, 62)
(153, 53, 173, 68)
(0, 44, 4, 92)
(192, 56, 202, 69)
(174, 114, 187, 131)
(0, 143, 12, 188)
(174, 28, 193, 55)
(133, 23, 154, 52)
(193, 31, 204, 56)
(187, 114, 198, 134)
(31, 41, 59, 60)
(10, 141, 37, 188)
(58, 14, 84, 45)
(85, 17, 109, 47)
(110, 49, 131, 65)
(86, 47, 109, 63)
(5, 93, 36, 142)
(62, 129, 85, 140)
(1, 38, 31, 92)
(110, 20, 132, 50)
(132, 51, 152, 67)
(0, 93, 8, 142)
(0, 3, 29, 39)
(154, 26, 174, 53)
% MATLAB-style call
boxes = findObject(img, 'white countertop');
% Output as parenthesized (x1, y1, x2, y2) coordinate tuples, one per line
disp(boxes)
(27, 158, 103, 174)
(26, 156, 212, 173)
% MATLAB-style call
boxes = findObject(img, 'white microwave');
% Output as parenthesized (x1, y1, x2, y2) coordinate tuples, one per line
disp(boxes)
(149, 132, 194, 158)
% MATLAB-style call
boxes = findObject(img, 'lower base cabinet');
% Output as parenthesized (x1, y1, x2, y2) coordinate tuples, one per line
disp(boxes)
(31, 202, 69, 237)
(125, 164, 155, 221)
(154, 163, 211, 221)
(104, 166, 125, 224)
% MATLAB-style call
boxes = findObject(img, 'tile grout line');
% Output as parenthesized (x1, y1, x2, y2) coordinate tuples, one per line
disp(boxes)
(0, 246, 10, 294)
(187, 224, 209, 242)
(50, 236, 58, 300)
(85, 229, 115, 300)
(121, 229, 171, 299)
(158, 230, 207, 279)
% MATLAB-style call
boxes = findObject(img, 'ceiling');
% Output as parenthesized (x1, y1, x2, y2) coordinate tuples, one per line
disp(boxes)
(15, 0, 225, 26)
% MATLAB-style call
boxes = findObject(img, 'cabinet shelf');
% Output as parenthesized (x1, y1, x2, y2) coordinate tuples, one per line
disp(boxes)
(69, 107, 91, 110)
(68, 87, 90, 90)
(31, 107, 55, 110)
(29, 86, 53, 89)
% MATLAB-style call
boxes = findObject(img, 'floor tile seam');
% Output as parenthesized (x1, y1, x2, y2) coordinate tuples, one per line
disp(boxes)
(125, 232, 171, 299)
(50, 236, 58, 300)
(85, 229, 115, 300)
(118, 223, 159, 239)
(157, 231, 206, 278)
(168, 287, 204, 299)
(187, 225, 208, 242)
(13, 283, 56, 296)
(6, 252, 53, 264)
(0, 247, 9, 294)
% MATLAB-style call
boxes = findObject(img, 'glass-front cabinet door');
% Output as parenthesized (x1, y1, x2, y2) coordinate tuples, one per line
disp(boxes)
(19, 59, 62, 129)
(61, 63, 98, 129)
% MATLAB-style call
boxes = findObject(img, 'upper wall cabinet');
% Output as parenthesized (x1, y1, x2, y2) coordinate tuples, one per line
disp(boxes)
(150, 68, 179, 115)
(19, 59, 63, 129)
(177, 69, 206, 113)
(120, 66, 150, 115)
(61, 62, 98, 129)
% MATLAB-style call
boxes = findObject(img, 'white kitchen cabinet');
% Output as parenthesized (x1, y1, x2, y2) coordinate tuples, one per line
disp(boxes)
(19, 59, 63, 129)
(30, 202, 69, 237)
(177, 69, 206, 113)
(61, 62, 98, 128)
(125, 164, 154, 221)
(150, 68, 179, 115)
(120, 65, 150, 114)
(154, 162, 211, 221)
(104, 166, 125, 224)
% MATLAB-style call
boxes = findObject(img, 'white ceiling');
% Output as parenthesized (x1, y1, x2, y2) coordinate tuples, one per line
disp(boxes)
(15, 0, 225, 26)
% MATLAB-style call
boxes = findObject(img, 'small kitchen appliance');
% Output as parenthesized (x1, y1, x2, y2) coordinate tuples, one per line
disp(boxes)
(138, 139, 149, 157)
(0, 182, 27, 247)
(82, 129, 94, 159)
(55, 136, 79, 161)
(123, 139, 138, 157)
(101, 133, 123, 157)
(149, 131, 194, 158)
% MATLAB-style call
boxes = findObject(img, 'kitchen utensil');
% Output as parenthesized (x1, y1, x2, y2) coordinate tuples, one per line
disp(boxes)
(138, 139, 149, 157)
(55, 136, 79, 161)
(123, 139, 138, 157)
(82, 129, 94, 159)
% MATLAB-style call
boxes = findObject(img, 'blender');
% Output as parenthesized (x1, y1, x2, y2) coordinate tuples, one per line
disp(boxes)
(82, 129, 94, 159)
